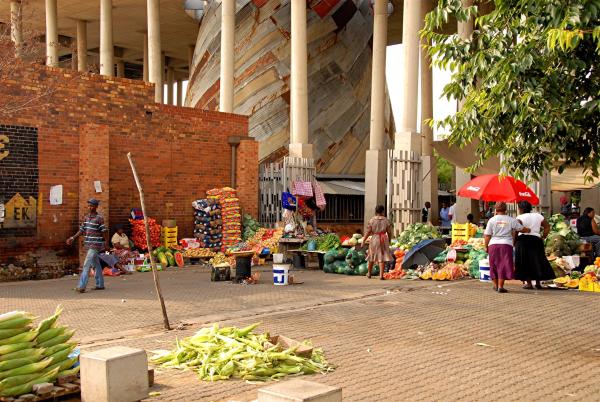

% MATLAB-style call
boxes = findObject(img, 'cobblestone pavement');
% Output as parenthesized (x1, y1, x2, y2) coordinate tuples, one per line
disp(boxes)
(2, 267, 600, 401)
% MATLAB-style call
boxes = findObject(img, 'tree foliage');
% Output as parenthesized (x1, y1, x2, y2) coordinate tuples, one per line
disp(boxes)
(423, 0, 600, 180)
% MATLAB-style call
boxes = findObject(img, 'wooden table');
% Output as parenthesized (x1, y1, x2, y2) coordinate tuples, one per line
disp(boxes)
(286, 249, 325, 270)
(278, 238, 306, 256)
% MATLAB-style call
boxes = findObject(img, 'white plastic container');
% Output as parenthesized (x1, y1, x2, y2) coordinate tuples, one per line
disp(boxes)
(479, 259, 491, 282)
(273, 253, 284, 264)
(273, 264, 290, 285)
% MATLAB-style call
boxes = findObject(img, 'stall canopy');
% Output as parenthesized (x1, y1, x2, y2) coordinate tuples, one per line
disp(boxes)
(319, 180, 365, 195)
(433, 139, 600, 191)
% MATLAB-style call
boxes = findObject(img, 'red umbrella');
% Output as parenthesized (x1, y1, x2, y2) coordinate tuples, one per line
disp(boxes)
(457, 174, 540, 205)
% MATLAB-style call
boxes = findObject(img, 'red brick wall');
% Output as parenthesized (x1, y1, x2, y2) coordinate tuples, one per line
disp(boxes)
(236, 138, 259, 218)
(0, 63, 255, 264)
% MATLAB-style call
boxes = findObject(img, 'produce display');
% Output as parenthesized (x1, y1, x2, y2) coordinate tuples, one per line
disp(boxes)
(383, 250, 406, 279)
(246, 228, 283, 255)
(545, 214, 581, 257)
(208, 253, 228, 266)
(193, 198, 223, 251)
(152, 246, 184, 268)
(208, 188, 242, 251)
(0, 307, 79, 397)
(182, 248, 216, 258)
(341, 233, 363, 247)
(323, 248, 372, 276)
(418, 262, 469, 281)
(150, 323, 333, 382)
(391, 223, 440, 250)
(301, 234, 341, 252)
(242, 215, 260, 242)
(129, 218, 161, 250)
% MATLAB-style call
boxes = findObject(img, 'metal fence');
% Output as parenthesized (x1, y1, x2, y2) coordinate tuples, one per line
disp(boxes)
(317, 194, 364, 223)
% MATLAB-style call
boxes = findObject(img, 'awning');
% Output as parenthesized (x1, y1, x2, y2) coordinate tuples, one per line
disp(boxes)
(319, 180, 364, 195)
(433, 139, 600, 191)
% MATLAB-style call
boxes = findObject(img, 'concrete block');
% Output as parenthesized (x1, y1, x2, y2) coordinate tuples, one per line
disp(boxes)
(258, 379, 342, 402)
(32, 382, 53, 395)
(80, 346, 148, 402)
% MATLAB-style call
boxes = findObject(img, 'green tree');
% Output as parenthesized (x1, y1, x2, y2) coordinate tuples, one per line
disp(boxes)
(423, 0, 600, 180)
(436, 152, 453, 189)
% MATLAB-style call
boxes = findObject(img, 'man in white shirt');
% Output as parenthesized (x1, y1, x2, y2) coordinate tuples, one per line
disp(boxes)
(448, 202, 456, 224)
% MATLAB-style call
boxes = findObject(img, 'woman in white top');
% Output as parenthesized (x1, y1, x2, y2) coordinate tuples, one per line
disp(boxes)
(514, 201, 554, 289)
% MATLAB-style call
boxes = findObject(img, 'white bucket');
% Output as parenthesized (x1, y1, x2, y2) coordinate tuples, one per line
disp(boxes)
(273, 253, 284, 264)
(479, 259, 491, 282)
(273, 264, 290, 286)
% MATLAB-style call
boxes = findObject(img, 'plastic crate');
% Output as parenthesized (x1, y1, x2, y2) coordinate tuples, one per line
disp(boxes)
(451, 223, 471, 243)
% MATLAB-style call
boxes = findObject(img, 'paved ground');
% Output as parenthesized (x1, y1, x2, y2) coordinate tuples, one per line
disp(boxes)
(2, 266, 600, 401)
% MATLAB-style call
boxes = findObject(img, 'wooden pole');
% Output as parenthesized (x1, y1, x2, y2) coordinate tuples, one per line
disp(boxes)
(127, 152, 171, 330)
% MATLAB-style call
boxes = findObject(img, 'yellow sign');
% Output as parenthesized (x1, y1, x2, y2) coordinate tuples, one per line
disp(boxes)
(2, 193, 37, 229)
(0, 134, 8, 161)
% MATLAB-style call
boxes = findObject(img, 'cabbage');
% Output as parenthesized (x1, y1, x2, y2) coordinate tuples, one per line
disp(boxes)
(348, 238, 358, 246)
(352, 233, 362, 240)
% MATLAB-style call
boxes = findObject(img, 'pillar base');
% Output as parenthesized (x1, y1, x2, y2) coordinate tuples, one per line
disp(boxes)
(364, 149, 387, 229)
(422, 155, 438, 225)
(288, 143, 314, 159)
(394, 131, 421, 153)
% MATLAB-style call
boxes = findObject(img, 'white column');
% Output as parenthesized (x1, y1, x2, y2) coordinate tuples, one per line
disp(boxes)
(143, 34, 149, 82)
(397, 0, 421, 136)
(188, 44, 194, 74)
(219, 0, 235, 113)
(99, 0, 114, 76)
(10, 0, 23, 58)
(116, 60, 125, 77)
(176, 80, 183, 106)
(167, 66, 175, 105)
(147, 0, 162, 102)
(76, 20, 88, 72)
(288, 0, 312, 159)
(161, 53, 166, 102)
(364, 0, 388, 226)
(45, 0, 58, 67)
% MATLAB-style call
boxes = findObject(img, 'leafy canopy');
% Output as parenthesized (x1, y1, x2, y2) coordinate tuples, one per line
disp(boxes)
(422, 0, 600, 180)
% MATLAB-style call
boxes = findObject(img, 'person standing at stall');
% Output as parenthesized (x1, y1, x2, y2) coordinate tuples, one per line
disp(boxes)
(484, 202, 530, 293)
(514, 201, 554, 289)
(362, 205, 393, 280)
(576, 207, 600, 258)
(440, 202, 451, 228)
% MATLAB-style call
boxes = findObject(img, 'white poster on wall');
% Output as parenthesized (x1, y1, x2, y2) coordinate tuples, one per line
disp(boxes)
(49, 185, 63, 205)
(94, 181, 102, 193)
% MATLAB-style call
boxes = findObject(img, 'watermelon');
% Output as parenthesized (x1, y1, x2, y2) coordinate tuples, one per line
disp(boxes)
(336, 248, 348, 260)
(165, 252, 175, 267)
(174, 252, 184, 267)
(372, 266, 380, 276)
(343, 266, 355, 275)
(323, 264, 334, 274)
(157, 252, 168, 267)
(324, 250, 337, 264)
(357, 263, 368, 275)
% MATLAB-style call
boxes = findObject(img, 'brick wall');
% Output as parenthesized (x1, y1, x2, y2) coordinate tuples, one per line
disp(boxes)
(0, 63, 256, 271)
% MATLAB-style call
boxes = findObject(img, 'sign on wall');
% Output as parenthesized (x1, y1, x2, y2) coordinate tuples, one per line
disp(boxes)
(0, 125, 39, 236)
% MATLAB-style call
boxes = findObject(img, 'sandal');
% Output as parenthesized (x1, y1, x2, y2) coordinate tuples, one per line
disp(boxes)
(366, 273, 371, 279)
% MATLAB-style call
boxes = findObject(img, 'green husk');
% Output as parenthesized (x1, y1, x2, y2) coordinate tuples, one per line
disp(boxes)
(37, 330, 74, 348)
(0, 356, 42, 372)
(45, 356, 77, 374)
(36, 306, 63, 335)
(0, 328, 31, 341)
(57, 365, 79, 378)
(0, 317, 35, 330)
(42, 343, 76, 358)
(0, 372, 42, 391)
(0, 348, 44, 362)
(0, 330, 38, 346)
(0, 342, 34, 356)
(0, 312, 33, 325)
(0, 358, 53, 380)
(151, 323, 333, 382)
(47, 347, 74, 365)
(36, 327, 65, 344)
(0, 367, 59, 397)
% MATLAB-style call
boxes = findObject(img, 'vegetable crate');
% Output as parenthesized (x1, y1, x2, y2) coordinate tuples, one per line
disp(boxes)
(451, 223, 471, 244)
(160, 227, 178, 248)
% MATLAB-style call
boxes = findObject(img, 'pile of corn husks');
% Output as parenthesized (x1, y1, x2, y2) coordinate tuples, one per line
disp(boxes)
(151, 323, 333, 382)
(0, 307, 79, 397)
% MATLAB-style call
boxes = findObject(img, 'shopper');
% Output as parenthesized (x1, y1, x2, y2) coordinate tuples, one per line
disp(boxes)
(514, 201, 554, 289)
(576, 207, 600, 258)
(440, 202, 451, 228)
(66, 198, 109, 293)
(362, 205, 392, 280)
(449, 201, 457, 223)
(484, 202, 530, 293)
(421, 202, 431, 223)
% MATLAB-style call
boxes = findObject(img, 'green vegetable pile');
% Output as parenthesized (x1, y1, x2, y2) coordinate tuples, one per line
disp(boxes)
(0, 307, 79, 397)
(322, 248, 371, 276)
(301, 234, 341, 252)
(545, 214, 581, 257)
(242, 214, 261, 241)
(392, 223, 440, 250)
(151, 323, 333, 382)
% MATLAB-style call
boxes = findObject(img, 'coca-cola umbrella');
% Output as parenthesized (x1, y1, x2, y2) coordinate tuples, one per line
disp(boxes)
(457, 174, 540, 205)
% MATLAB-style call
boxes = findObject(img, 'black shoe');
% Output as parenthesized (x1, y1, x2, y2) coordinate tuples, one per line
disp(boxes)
(94, 286, 106, 290)
(498, 288, 508, 293)
(492, 286, 498, 291)
(75, 288, 85, 293)
(535, 283, 544, 290)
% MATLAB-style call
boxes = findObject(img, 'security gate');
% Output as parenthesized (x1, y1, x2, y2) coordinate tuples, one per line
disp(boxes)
(387, 150, 422, 235)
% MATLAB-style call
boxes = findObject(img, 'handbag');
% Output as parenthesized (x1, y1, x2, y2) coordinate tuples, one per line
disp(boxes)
(313, 181, 326, 208)
(292, 180, 313, 197)
(282, 192, 297, 211)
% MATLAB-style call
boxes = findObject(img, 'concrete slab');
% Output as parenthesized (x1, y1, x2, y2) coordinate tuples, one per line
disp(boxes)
(258, 379, 341, 402)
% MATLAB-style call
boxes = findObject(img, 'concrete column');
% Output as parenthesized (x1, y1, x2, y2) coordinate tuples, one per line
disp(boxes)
(219, 0, 235, 113)
(99, 0, 114, 76)
(534, 171, 552, 216)
(397, 0, 421, 135)
(10, 0, 23, 58)
(161, 53, 166, 102)
(454, 0, 477, 222)
(176, 80, 183, 106)
(143, 34, 149, 82)
(45, 0, 58, 67)
(71, 40, 77, 70)
(188, 44, 194, 74)
(420, 0, 438, 224)
(166, 66, 175, 105)
(76, 20, 88, 72)
(288, 0, 313, 159)
(116, 60, 125, 78)
(147, 0, 163, 102)
(364, 0, 388, 225)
